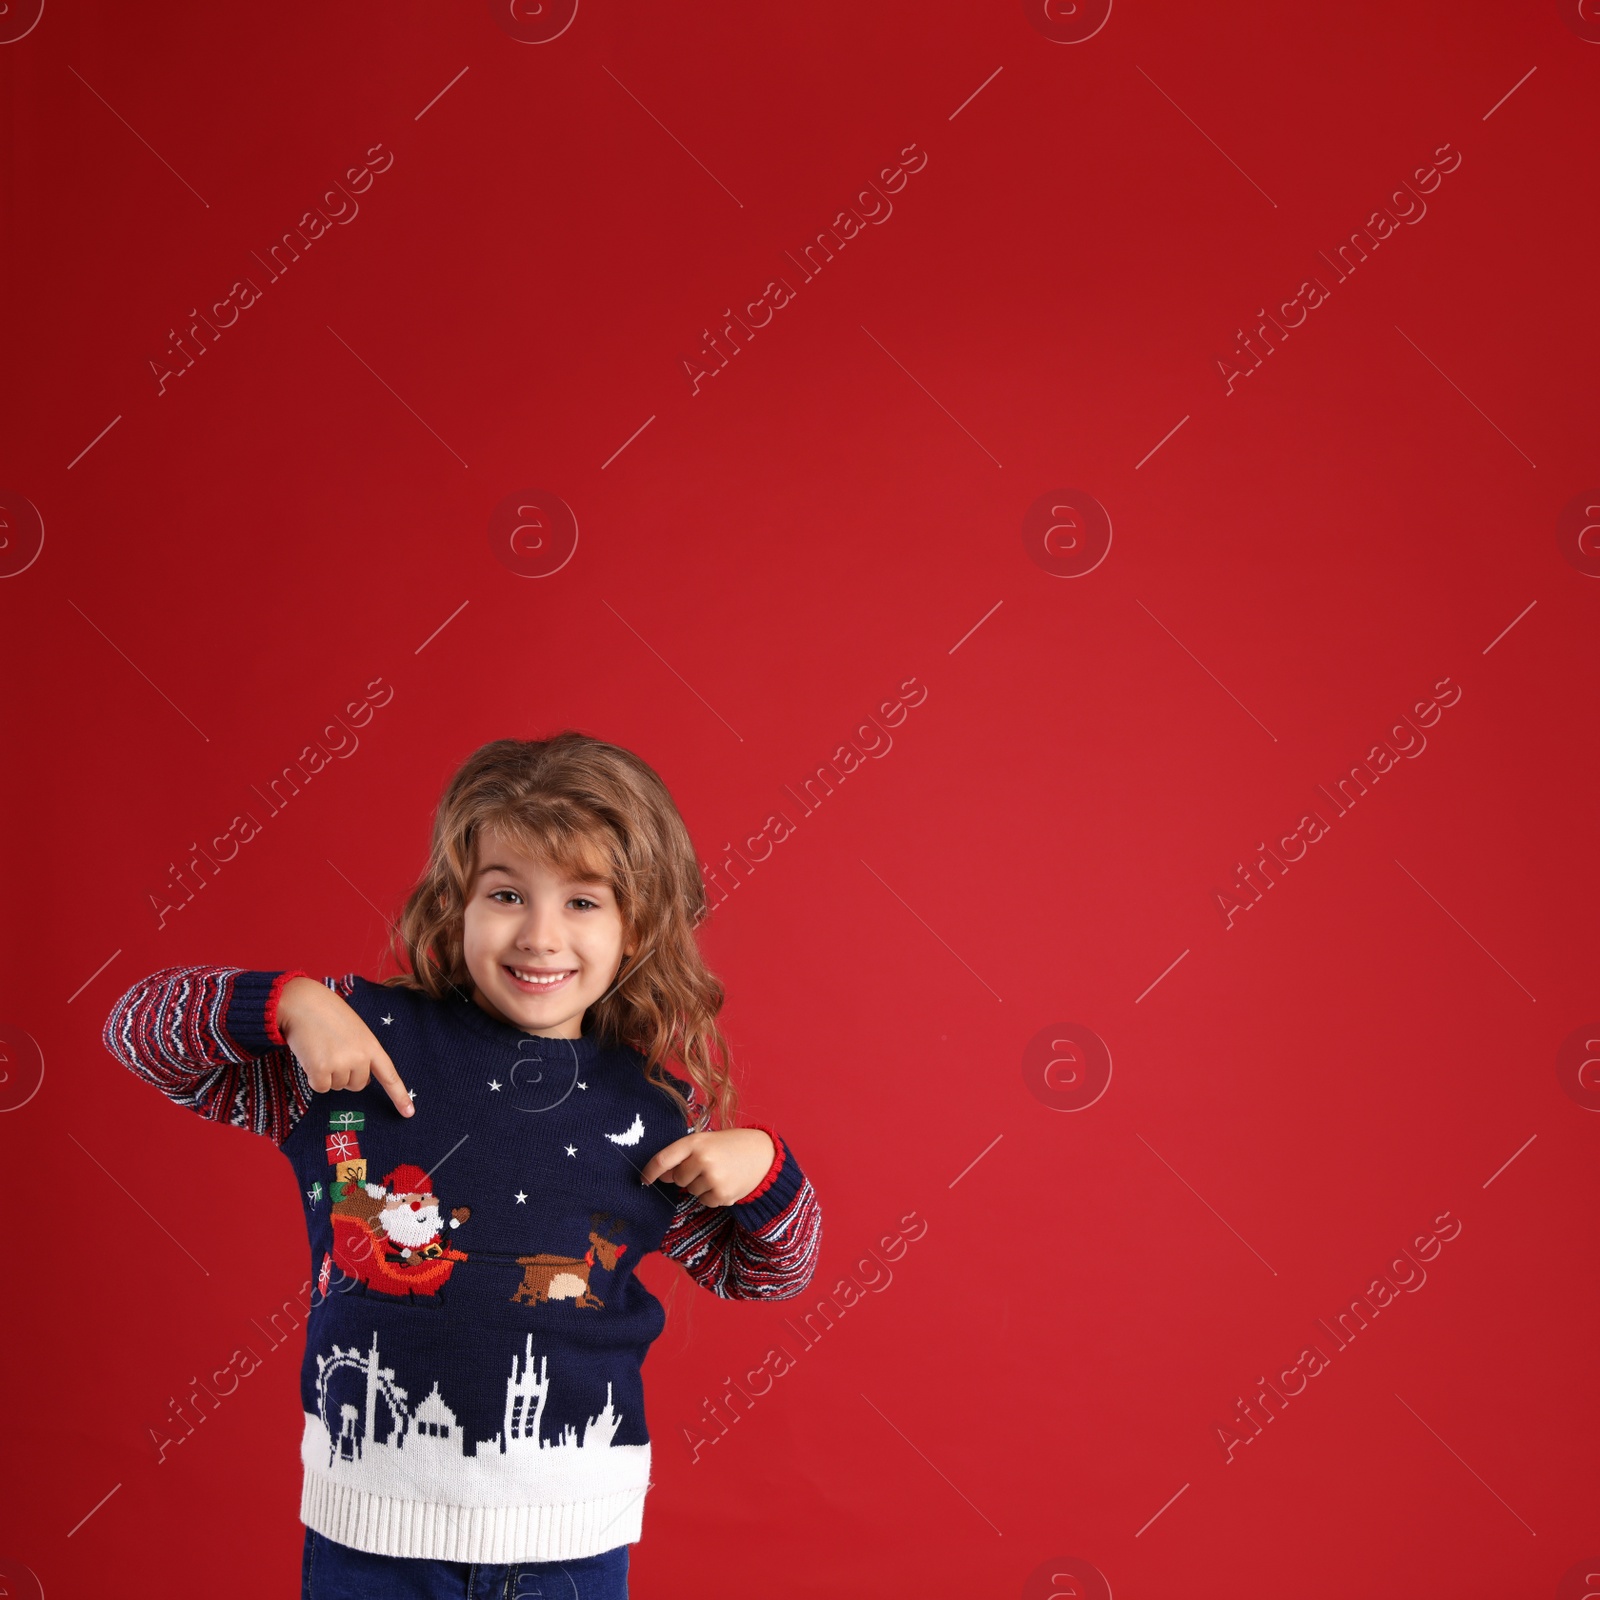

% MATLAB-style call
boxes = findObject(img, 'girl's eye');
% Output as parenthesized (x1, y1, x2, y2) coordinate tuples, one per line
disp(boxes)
(487, 889, 602, 910)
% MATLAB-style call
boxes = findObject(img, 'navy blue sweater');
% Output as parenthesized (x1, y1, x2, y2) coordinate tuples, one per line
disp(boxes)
(103, 965, 821, 1562)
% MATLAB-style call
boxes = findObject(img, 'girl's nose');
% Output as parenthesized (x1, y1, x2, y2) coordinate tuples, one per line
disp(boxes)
(519, 907, 562, 950)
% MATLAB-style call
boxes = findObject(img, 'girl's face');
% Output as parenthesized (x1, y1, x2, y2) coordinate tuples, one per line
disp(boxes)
(461, 823, 635, 1039)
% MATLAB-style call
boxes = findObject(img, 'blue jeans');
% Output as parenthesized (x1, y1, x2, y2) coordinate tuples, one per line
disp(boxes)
(301, 1527, 629, 1599)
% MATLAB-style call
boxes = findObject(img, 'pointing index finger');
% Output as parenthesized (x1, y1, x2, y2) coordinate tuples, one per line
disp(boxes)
(369, 1049, 414, 1117)
(640, 1136, 686, 1187)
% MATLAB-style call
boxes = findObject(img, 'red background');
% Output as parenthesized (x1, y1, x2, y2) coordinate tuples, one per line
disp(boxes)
(4, 1, 1599, 1595)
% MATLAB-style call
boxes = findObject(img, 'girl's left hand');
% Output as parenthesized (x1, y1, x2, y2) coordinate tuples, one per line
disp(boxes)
(639, 1128, 775, 1206)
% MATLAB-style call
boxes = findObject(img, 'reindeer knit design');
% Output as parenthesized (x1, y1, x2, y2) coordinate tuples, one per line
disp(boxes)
(103, 965, 821, 1563)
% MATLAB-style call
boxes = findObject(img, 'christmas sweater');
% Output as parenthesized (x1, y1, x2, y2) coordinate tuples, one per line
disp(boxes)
(102, 965, 821, 1561)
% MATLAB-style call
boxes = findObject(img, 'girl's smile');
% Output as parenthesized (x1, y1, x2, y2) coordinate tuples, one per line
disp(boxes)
(502, 965, 577, 995)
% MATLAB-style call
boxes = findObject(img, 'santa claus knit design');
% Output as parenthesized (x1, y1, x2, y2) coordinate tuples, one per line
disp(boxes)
(103, 965, 821, 1562)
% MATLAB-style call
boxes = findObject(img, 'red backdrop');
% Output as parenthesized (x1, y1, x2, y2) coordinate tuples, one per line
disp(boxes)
(4, 2, 1599, 1595)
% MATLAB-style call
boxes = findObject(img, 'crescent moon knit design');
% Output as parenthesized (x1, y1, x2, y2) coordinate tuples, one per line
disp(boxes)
(103, 965, 821, 1562)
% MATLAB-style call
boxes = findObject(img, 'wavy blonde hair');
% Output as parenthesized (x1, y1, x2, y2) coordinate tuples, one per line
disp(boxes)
(379, 733, 735, 1132)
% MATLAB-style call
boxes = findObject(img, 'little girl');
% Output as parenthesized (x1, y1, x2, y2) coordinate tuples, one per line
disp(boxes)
(103, 732, 822, 1600)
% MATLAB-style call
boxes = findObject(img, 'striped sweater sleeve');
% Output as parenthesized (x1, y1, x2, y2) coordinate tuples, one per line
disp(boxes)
(658, 1110, 822, 1302)
(101, 965, 354, 1151)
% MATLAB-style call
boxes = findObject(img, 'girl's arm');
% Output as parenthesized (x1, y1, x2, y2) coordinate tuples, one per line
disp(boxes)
(657, 1095, 823, 1300)
(102, 965, 352, 1150)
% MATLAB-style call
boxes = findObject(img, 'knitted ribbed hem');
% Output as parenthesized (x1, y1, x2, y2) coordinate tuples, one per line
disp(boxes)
(732, 1126, 807, 1230)
(224, 969, 310, 1055)
(300, 1469, 646, 1562)
(265, 969, 312, 1046)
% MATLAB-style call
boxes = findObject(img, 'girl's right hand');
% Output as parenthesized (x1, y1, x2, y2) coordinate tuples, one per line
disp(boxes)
(277, 976, 414, 1117)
